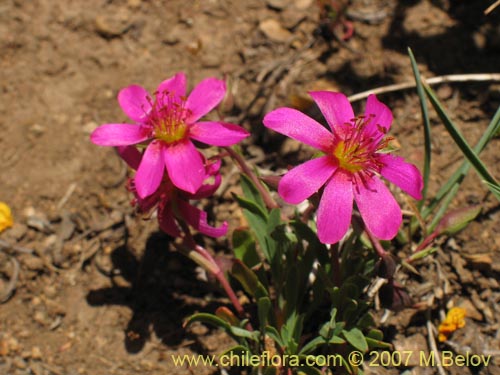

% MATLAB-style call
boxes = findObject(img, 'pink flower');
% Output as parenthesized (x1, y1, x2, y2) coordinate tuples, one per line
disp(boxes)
(118, 146, 227, 238)
(91, 73, 249, 198)
(263, 92, 423, 244)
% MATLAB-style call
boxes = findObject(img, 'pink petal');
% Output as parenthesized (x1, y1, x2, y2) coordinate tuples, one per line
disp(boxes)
(263, 108, 333, 152)
(185, 78, 226, 123)
(316, 171, 354, 244)
(189, 172, 221, 199)
(118, 85, 151, 122)
(135, 141, 165, 199)
(189, 121, 249, 146)
(177, 200, 228, 237)
(158, 205, 181, 238)
(309, 91, 355, 133)
(278, 156, 336, 204)
(116, 145, 142, 170)
(90, 124, 149, 146)
(156, 72, 187, 103)
(364, 94, 393, 138)
(353, 175, 402, 240)
(163, 139, 204, 194)
(379, 154, 423, 200)
(188, 159, 222, 199)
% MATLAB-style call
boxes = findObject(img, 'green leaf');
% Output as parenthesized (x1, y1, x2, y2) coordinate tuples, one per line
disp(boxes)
(423, 83, 500, 200)
(233, 193, 268, 220)
(240, 173, 266, 210)
(183, 313, 230, 330)
(357, 313, 375, 330)
(408, 47, 432, 206)
(233, 193, 278, 261)
(231, 260, 268, 299)
(232, 229, 261, 268)
(366, 329, 384, 340)
(343, 328, 368, 352)
(423, 104, 500, 220)
(298, 366, 323, 375)
(229, 326, 260, 341)
(435, 205, 482, 235)
(365, 337, 392, 349)
(215, 306, 240, 326)
(265, 326, 284, 347)
(257, 297, 271, 329)
(299, 336, 326, 355)
(219, 345, 250, 358)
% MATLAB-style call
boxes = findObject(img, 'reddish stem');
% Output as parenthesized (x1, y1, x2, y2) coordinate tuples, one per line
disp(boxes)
(224, 146, 279, 210)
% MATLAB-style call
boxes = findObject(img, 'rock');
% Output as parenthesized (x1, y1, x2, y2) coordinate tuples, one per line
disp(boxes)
(259, 19, 292, 43)
(281, 8, 306, 29)
(266, 0, 288, 10)
(95, 14, 131, 38)
(82, 121, 98, 136)
(201, 52, 222, 68)
(29, 124, 45, 137)
(127, 0, 141, 8)
(280, 138, 302, 155)
(294, 0, 314, 10)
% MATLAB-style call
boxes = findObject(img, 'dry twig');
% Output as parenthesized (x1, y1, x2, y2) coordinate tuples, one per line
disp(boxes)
(485, 0, 500, 15)
(348, 73, 500, 102)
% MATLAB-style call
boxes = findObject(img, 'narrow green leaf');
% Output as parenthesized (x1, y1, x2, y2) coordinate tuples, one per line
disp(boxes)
(233, 193, 268, 219)
(265, 326, 285, 347)
(298, 366, 323, 375)
(423, 104, 500, 218)
(231, 260, 268, 299)
(485, 181, 500, 200)
(343, 328, 368, 352)
(408, 47, 432, 206)
(257, 297, 271, 329)
(299, 337, 326, 355)
(232, 229, 260, 267)
(229, 326, 260, 341)
(365, 337, 392, 349)
(423, 84, 500, 199)
(219, 345, 250, 358)
(366, 329, 384, 340)
(184, 313, 230, 330)
(435, 205, 482, 235)
(240, 173, 266, 210)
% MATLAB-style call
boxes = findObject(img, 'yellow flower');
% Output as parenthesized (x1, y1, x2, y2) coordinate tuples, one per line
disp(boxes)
(438, 307, 466, 342)
(0, 202, 14, 233)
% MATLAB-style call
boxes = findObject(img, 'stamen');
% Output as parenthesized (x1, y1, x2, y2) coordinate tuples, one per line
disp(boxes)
(147, 91, 189, 144)
(332, 114, 391, 175)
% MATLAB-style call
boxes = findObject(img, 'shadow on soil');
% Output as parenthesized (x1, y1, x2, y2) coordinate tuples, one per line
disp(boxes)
(383, 0, 500, 74)
(86, 231, 222, 353)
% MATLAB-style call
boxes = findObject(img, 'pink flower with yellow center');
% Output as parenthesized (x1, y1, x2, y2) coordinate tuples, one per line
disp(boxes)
(91, 73, 249, 198)
(118, 146, 227, 238)
(263, 92, 423, 244)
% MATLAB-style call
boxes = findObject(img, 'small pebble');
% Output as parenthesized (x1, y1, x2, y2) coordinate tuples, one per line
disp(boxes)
(259, 19, 292, 43)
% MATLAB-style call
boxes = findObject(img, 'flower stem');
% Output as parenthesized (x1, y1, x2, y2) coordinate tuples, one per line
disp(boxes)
(224, 146, 279, 210)
(365, 229, 388, 258)
(175, 221, 248, 322)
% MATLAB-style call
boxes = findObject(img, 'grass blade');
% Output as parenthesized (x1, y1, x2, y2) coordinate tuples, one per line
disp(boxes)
(423, 103, 500, 218)
(408, 48, 432, 207)
(423, 83, 500, 202)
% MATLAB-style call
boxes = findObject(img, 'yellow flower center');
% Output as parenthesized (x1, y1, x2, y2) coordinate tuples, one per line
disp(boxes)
(333, 140, 365, 173)
(155, 119, 188, 144)
(149, 92, 190, 145)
